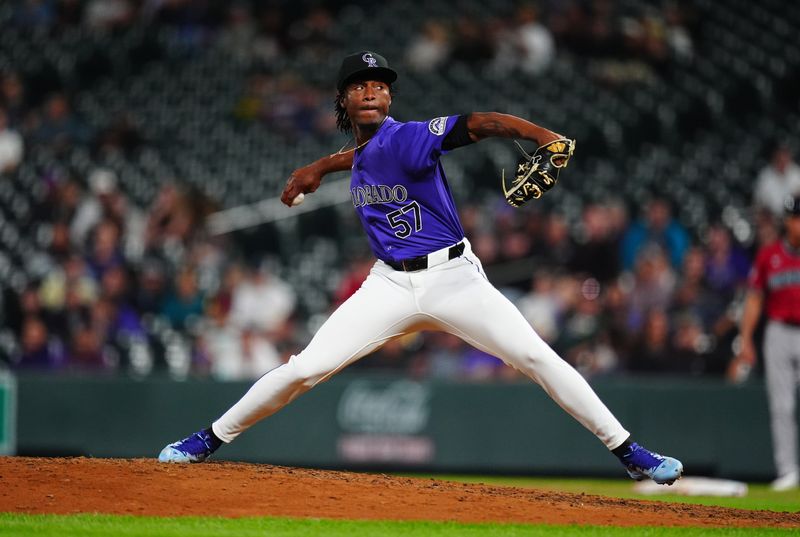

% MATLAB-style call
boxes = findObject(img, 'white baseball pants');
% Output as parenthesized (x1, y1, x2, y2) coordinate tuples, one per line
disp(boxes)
(213, 241, 630, 450)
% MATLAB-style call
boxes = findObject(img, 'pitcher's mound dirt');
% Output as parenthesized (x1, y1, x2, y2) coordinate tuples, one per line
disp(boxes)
(1, 457, 798, 528)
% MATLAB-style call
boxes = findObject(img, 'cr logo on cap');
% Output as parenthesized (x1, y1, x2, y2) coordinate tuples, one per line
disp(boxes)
(362, 53, 378, 67)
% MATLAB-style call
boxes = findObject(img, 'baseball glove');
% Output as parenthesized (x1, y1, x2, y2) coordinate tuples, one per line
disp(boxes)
(502, 138, 575, 208)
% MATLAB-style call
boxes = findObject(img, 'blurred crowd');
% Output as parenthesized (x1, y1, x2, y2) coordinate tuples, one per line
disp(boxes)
(404, 0, 697, 81)
(3, 0, 700, 143)
(0, 0, 797, 383)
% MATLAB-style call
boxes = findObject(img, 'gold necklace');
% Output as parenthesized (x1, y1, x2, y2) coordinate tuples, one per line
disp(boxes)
(336, 137, 370, 154)
(336, 117, 388, 154)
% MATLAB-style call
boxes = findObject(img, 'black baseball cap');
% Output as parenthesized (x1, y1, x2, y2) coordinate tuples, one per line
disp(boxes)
(336, 51, 397, 91)
(785, 196, 800, 216)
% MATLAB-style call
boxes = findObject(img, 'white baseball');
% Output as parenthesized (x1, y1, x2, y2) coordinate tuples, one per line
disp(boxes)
(292, 193, 305, 206)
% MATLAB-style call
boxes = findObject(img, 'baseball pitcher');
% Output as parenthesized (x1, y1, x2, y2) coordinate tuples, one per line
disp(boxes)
(159, 51, 683, 485)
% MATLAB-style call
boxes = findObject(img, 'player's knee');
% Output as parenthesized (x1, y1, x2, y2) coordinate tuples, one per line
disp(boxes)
(284, 355, 326, 390)
(515, 347, 567, 375)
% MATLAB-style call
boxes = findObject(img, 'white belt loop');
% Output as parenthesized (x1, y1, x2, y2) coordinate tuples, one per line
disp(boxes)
(426, 244, 451, 268)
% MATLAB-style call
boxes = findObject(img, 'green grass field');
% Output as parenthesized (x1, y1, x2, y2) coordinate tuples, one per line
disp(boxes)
(0, 514, 798, 537)
(2, 476, 798, 536)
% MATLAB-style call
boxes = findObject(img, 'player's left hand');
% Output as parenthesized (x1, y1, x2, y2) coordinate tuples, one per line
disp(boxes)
(281, 165, 322, 207)
(502, 138, 575, 208)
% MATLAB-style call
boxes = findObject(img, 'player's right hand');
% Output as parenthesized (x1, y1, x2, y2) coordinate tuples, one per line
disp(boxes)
(727, 337, 756, 382)
(281, 165, 322, 207)
(737, 337, 757, 366)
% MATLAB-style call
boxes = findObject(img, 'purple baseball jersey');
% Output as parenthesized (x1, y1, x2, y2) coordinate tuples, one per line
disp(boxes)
(350, 115, 465, 263)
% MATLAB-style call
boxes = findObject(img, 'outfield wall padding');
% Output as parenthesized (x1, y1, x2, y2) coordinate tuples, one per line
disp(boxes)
(14, 374, 779, 479)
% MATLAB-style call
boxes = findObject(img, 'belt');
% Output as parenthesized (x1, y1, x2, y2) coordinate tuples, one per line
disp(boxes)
(776, 318, 800, 328)
(386, 241, 465, 272)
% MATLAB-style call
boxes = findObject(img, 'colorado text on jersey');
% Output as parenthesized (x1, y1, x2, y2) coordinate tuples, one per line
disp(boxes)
(351, 184, 409, 207)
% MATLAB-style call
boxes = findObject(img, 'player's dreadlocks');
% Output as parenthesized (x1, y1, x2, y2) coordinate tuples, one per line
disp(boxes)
(334, 91, 350, 134)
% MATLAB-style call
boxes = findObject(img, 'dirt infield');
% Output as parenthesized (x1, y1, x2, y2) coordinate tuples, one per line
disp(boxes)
(1, 457, 798, 528)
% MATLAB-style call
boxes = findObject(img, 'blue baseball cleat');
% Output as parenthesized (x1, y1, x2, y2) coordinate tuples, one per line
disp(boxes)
(158, 429, 219, 463)
(619, 442, 683, 485)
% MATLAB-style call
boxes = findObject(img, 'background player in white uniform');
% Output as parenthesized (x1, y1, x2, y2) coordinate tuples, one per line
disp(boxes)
(159, 51, 683, 485)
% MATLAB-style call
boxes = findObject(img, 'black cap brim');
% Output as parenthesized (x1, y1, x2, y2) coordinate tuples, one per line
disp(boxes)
(338, 67, 397, 91)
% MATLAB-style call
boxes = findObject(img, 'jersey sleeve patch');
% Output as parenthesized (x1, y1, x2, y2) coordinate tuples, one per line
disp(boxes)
(428, 116, 448, 136)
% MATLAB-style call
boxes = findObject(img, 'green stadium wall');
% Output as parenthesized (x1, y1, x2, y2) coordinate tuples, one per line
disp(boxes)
(12, 374, 781, 480)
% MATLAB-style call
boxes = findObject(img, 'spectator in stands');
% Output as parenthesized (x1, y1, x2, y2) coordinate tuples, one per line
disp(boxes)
(30, 93, 91, 151)
(6, 285, 45, 337)
(493, 3, 555, 75)
(558, 280, 620, 378)
(67, 318, 109, 371)
(144, 182, 198, 265)
(132, 258, 168, 315)
(517, 271, 561, 344)
(422, 332, 466, 379)
(95, 113, 144, 157)
(621, 196, 689, 271)
(71, 168, 113, 245)
(599, 279, 632, 358)
(228, 262, 296, 343)
(626, 245, 677, 332)
(39, 253, 98, 317)
(669, 312, 712, 376)
(449, 15, 495, 65)
(754, 144, 800, 219)
(0, 71, 28, 128)
(406, 20, 452, 73)
(160, 267, 205, 332)
(670, 246, 717, 327)
(234, 73, 270, 122)
(91, 293, 145, 350)
(470, 230, 500, 266)
(84, 219, 125, 280)
(627, 308, 671, 373)
(663, 1, 694, 62)
(100, 265, 135, 314)
(45, 220, 73, 265)
(753, 208, 781, 251)
(70, 168, 132, 248)
(212, 327, 282, 381)
(704, 224, 749, 299)
(12, 316, 64, 369)
(205, 262, 244, 321)
(537, 211, 575, 269)
(258, 74, 333, 139)
(287, 5, 339, 61)
(569, 203, 622, 283)
(549, 0, 592, 56)
(216, 3, 260, 65)
(38, 177, 80, 226)
(0, 107, 23, 173)
(83, 0, 135, 31)
(253, 6, 287, 61)
(499, 217, 534, 267)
